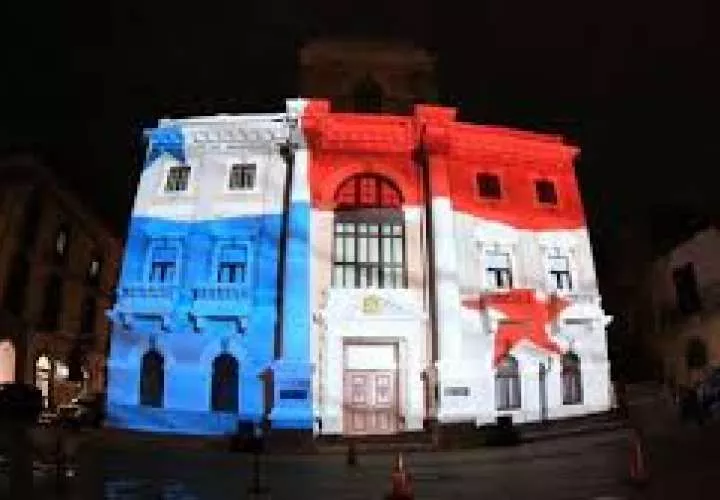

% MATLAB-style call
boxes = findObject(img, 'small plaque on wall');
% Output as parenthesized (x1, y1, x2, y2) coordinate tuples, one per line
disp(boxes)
(444, 387, 470, 397)
(279, 389, 308, 400)
(362, 295, 382, 314)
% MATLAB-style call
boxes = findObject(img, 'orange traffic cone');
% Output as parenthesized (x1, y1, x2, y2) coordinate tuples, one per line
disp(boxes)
(628, 428, 648, 487)
(386, 452, 413, 500)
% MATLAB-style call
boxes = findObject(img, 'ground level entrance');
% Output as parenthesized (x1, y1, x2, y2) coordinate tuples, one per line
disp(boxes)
(343, 343, 398, 436)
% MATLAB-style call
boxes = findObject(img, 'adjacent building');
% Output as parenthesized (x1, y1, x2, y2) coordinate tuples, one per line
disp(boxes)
(106, 98, 612, 437)
(651, 223, 720, 388)
(0, 155, 121, 408)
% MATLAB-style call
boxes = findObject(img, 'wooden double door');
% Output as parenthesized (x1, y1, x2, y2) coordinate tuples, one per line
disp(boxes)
(343, 369, 398, 435)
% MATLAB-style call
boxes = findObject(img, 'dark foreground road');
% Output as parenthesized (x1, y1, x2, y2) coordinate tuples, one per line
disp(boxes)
(3, 420, 719, 500)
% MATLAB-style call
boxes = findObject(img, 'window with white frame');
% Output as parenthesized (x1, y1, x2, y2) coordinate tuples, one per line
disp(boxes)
(217, 244, 247, 284)
(228, 163, 256, 191)
(561, 352, 583, 404)
(485, 249, 513, 289)
(149, 244, 179, 283)
(548, 254, 572, 291)
(164, 165, 191, 193)
(495, 356, 521, 410)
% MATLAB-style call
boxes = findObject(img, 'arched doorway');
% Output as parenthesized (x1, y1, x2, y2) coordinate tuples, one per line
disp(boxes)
(211, 353, 239, 413)
(0, 340, 15, 383)
(139, 350, 164, 408)
(332, 174, 406, 289)
(35, 355, 52, 408)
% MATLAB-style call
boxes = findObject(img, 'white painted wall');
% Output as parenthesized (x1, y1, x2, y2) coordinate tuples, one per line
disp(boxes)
(133, 115, 291, 221)
(319, 288, 428, 434)
(438, 213, 611, 425)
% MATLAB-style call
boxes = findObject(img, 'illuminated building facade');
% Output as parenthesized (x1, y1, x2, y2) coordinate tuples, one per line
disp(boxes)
(107, 99, 612, 436)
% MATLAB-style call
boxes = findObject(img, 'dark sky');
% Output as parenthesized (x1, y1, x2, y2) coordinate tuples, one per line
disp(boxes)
(1, 0, 716, 262)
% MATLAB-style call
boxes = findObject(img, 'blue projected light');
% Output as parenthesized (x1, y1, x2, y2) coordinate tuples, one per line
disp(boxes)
(145, 126, 186, 167)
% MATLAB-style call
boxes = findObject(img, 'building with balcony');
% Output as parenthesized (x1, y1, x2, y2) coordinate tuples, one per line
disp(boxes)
(106, 109, 311, 435)
(650, 224, 720, 388)
(108, 98, 612, 437)
(0, 155, 121, 408)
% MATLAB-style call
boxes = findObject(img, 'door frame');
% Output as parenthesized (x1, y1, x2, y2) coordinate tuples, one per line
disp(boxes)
(342, 340, 401, 435)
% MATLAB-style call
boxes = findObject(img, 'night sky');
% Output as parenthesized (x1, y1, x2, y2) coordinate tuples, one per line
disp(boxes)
(1, 0, 716, 266)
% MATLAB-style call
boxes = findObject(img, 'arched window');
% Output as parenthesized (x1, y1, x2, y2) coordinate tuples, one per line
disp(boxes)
(35, 355, 52, 408)
(352, 75, 383, 113)
(140, 350, 164, 408)
(332, 174, 406, 289)
(211, 353, 239, 413)
(495, 356, 521, 410)
(562, 352, 583, 405)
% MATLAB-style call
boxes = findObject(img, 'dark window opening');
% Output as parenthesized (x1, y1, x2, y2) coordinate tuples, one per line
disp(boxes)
(477, 173, 502, 199)
(140, 350, 164, 407)
(39, 274, 63, 331)
(332, 175, 406, 289)
(673, 263, 702, 315)
(352, 75, 383, 113)
(164, 165, 191, 192)
(535, 179, 558, 205)
(228, 164, 256, 190)
(211, 353, 239, 413)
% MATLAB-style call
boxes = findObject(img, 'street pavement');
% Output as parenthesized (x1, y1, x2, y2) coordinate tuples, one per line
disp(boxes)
(2, 385, 719, 499)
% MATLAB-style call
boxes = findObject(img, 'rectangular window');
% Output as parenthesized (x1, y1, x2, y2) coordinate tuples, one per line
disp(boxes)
(332, 220, 405, 289)
(477, 173, 502, 199)
(485, 251, 513, 289)
(149, 245, 178, 283)
(535, 179, 558, 205)
(164, 165, 191, 193)
(228, 164, 256, 191)
(217, 244, 247, 283)
(549, 255, 572, 291)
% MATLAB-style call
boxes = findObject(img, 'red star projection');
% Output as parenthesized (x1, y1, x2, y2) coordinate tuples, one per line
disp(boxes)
(463, 289, 570, 366)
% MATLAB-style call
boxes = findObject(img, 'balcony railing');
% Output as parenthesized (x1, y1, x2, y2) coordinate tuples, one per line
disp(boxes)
(658, 282, 720, 329)
(118, 284, 178, 300)
(190, 284, 248, 302)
